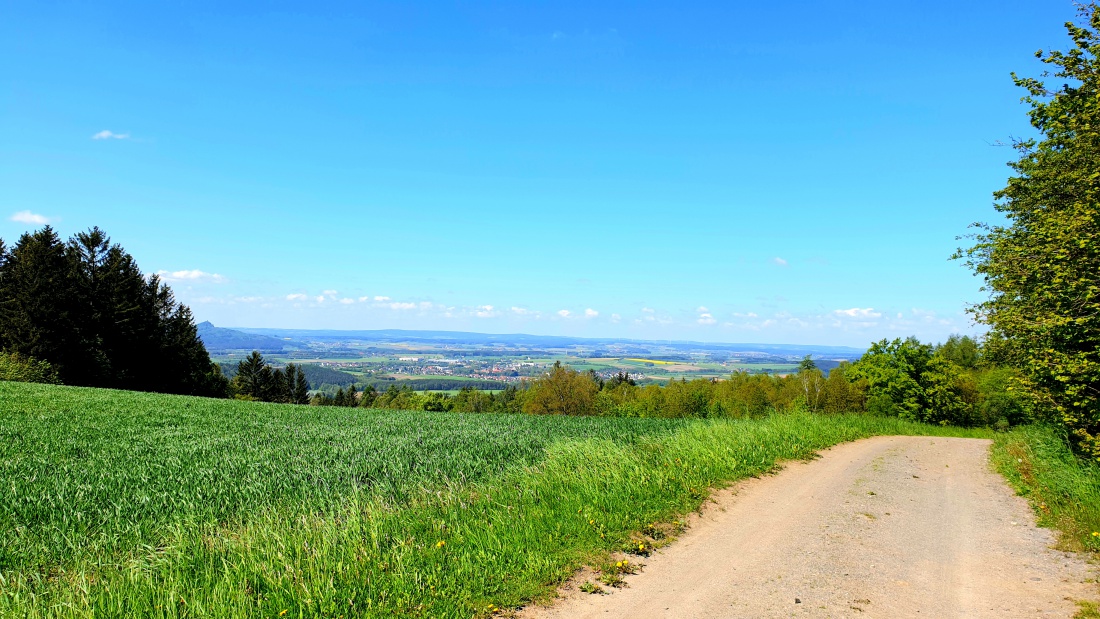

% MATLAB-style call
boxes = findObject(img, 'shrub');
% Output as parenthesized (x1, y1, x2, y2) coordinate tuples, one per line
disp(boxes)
(0, 351, 59, 384)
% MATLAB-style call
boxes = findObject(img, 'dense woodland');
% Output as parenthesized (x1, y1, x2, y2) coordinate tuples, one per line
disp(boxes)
(0, 227, 225, 396)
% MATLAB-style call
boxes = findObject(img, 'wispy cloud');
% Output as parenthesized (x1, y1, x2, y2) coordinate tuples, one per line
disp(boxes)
(286, 293, 308, 301)
(374, 296, 391, 302)
(156, 269, 226, 284)
(557, 309, 572, 318)
(389, 302, 417, 310)
(322, 289, 338, 296)
(833, 307, 882, 319)
(475, 305, 499, 318)
(772, 257, 788, 267)
(697, 312, 717, 325)
(584, 308, 599, 318)
(339, 298, 355, 305)
(9, 210, 54, 225)
(92, 130, 130, 140)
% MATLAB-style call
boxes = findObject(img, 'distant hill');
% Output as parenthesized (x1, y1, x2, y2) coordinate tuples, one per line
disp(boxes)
(196, 322, 292, 353)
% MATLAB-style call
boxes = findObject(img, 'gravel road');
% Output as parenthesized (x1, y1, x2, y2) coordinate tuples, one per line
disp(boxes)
(523, 436, 1098, 618)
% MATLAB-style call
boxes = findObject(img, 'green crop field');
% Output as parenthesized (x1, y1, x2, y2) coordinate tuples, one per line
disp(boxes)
(0, 381, 989, 618)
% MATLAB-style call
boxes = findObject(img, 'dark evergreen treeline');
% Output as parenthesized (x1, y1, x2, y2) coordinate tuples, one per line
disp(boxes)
(229, 351, 310, 404)
(0, 226, 225, 396)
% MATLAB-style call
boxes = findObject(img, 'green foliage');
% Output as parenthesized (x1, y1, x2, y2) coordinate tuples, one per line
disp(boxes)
(935, 334, 982, 370)
(0, 226, 221, 396)
(847, 338, 934, 421)
(956, 4, 1100, 459)
(991, 424, 1100, 553)
(232, 352, 310, 404)
(524, 361, 600, 415)
(848, 337, 1017, 427)
(0, 351, 59, 384)
(0, 381, 988, 618)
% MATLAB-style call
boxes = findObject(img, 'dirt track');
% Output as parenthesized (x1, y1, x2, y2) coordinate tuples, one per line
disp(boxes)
(524, 436, 1098, 618)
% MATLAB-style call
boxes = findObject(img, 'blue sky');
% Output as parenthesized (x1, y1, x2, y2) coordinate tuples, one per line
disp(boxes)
(0, 1, 1076, 346)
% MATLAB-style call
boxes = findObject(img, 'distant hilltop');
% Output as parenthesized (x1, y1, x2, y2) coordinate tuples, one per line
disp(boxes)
(195, 322, 294, 353)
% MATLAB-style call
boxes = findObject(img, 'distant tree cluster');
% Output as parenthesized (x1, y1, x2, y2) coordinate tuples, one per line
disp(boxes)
(0, 226, 225, 396)
(848, 335, 1028, 428)
(517, 360, 865, 418)
(230, 351, 309, 404)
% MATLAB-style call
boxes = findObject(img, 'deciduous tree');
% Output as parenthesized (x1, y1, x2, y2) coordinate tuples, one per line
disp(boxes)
(956, 4, 1100, 458)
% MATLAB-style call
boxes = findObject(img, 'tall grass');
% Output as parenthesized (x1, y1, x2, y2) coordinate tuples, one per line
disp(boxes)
(990, 424, 1100, 553)
(0, 381, 988, 618)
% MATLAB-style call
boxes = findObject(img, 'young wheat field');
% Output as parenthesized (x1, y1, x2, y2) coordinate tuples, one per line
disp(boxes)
(0, 381, 989, 618)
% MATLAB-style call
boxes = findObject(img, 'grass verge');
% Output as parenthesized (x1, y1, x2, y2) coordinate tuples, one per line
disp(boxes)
(1, 382, 988, 618)
(990, 424, 1100, 554)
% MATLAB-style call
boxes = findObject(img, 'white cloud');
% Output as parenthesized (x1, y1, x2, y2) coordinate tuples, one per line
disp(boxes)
(359, 296, 371, 302)
(733, 312, 759, 318)
(584, 308, 599, 318)
(557, 309, 572, 318)
(641, 307, 655, 313)
(156, 269, 226, 284)
(339, 298, 355, 305)
(390, 302, 417, 310)
(833, 307, 882, 319)
(9, 210, 54, 225)
(696, 306, 709, 313)
(475, 305, 499, 318)
(511, 306, 533, 315)
(773, 257, 788, 267)
(322, 289, 338, 296)
(374, 296, 391, 302)
(92, 130, 130, 140)
(611, 313, 622, 323)
(316, 295, 326, 303)
(234, 296, 263, 303)
(286, 293, 307, 301)
(697, 313, 717, 325)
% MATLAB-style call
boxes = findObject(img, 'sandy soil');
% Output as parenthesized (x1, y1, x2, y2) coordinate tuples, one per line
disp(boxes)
(521, 436, 1098, 618)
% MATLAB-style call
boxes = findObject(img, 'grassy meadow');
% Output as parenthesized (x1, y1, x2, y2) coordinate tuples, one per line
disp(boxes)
(1, 381, 990, 618)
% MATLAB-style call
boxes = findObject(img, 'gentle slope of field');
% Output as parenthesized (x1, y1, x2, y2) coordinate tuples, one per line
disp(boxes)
(1, 381, 989, 618)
